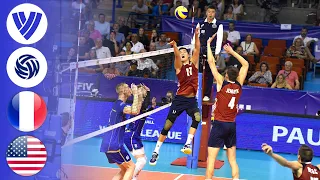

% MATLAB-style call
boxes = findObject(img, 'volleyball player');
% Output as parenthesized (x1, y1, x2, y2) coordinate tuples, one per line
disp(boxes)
(262, 143, 320, 180)
(205, 35, 249, 180)
(124, 84, 156, 180)
(100, 83, 143, 180)
(149, 27, 201, 165)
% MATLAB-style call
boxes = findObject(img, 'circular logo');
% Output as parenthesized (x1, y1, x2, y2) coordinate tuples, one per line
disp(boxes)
(7, 47, 47, 88)
(8, 91, 47, 132)
(6, 136, 47, 176)
(6, 3, 48, 44)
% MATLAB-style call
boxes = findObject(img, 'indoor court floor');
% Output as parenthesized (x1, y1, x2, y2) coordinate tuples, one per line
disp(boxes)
(62, 138, 320, 180)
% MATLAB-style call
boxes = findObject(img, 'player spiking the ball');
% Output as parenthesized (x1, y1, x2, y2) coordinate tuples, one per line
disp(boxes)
(149, 27, 201, 165)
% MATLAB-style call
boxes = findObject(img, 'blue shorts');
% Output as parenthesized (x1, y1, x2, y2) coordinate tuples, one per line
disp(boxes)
(105, 146, 131, 164)
(124, 131, 143, 152)
(167, 95, 199, 123)
(208, 120, 236, 148)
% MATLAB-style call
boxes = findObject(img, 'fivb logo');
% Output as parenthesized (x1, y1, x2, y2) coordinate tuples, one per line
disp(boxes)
(6, 3, 48, 44)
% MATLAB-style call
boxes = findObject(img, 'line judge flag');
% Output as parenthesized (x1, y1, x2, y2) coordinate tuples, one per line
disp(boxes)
(6, 136, 47, 176)
(8, 91, 47, 132)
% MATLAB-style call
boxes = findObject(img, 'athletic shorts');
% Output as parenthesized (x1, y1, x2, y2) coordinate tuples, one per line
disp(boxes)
(105, 146, 131, 164)
(166, 95, 199, 123)
(208, 120, 236, 148)
(124, 131, 143, 152)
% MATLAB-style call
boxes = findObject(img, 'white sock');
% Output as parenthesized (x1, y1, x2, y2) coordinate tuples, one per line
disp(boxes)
(154, 141, 163, 154)
(185, 134, 194, 145)
(133, 156, 147, 178)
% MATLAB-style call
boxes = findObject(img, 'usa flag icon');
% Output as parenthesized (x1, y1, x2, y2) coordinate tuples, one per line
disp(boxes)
(7, 91, 47, 132)
(6, 136, 47, 176)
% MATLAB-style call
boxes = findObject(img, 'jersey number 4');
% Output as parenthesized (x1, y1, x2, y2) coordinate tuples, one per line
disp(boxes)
(228, 97, 236, 109)
(186, 67, 192, 76)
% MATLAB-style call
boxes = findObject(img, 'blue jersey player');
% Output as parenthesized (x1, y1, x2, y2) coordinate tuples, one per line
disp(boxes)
(124, 84, 156, 180)
(100, 83, 143, 180)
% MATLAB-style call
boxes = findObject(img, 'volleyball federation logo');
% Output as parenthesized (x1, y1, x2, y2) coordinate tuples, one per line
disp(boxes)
(7, 47, 47, 88)
(6, 3, 48, 44)
(6, 136, 47, 176)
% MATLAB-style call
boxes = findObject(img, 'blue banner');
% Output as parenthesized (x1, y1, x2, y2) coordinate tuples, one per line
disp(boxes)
(237, 113, 320, 156)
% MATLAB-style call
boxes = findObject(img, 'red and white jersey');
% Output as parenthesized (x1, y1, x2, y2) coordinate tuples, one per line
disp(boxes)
(176, 62, 198, 96)
(213, 80, 242, 122)
(293, 162, 320, 180)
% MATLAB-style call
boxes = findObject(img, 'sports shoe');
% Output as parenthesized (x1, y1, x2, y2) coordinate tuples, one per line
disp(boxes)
(203, 96, 210, 101)
(181, 144, 192, 155)
(149, 152, 159, 166)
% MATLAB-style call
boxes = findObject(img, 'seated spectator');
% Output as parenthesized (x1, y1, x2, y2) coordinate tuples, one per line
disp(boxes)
(155, 33, 171, 50)
(293, 27, 318, 47)
(137, 49, 159, 78)
(173, 0, 189, 7)
(110, 23, 125, 48)
(132, 0, 149, 14)
(240, 34, 259, 56)
(198, 0, 208, 14)
(215, 0, 225, 19)
(286, 38, 307, 60)
(248, 62, 272, 85)
(231, 0, 244, 17)
(103, 30, 119, 57)
(66, 47, 76, 62)
(86, 49, 104, 73)
(226, 46, 247, 70)
(93, 38, 112, 61)
(138, 28, 150, 47)
(94, 13, 110, 37)
(118, 17, 131, 39)
(72, 0, 86, 17)
(115, 60, 130, 76)
(188, 0, 201, 18)
(127, 60, 140, 77)
(81, 30, 95, 48)
(170, 0, 182, 16)
(271, 74, 292, 90)
(152, 0, 169, 16)
(86, 20, 102, 41)
(217, 31, 232, 72)
(123, 34, 144, 53)
(227, 22, 240, 47)
(78, 36, 91, 60)
(224, 6, 237, 20)
(123, 41, 135, 55)
(277, 61, 300, 90)
(103, 63, 120, 80)
(150, 29, 160, 44)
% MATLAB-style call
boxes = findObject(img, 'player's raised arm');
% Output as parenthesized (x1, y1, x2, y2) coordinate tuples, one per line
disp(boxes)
(191, 27, 200, 68)
(169, 40, 182, 70)
(207, 34, 224, 86)
(225, 44, 249, 85)
(262, 143, 302, 170)
(123, 84, 143, 115)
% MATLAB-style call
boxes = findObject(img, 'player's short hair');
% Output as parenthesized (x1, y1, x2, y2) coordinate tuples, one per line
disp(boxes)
(179, 47, 189, 53)
(207, 5, 216, 11)
(116, 83, 127, 94)
(226, 66, 239, 82)
(299, 144, 313, 162)
(99, 13, 105, 17)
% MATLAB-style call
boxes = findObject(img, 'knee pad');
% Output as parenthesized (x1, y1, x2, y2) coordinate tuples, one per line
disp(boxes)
(161, 128, 169, 135)
(136, 156, 147, 167)
(191, 112, 201, 129)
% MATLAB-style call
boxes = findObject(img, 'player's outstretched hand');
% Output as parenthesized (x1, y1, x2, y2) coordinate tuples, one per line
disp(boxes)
(223, 44, 234, 54)
(207, 33, 217, 45)
(131, 83, 138, 95)
(195, 27, 200, 36)
(142, 83, 150, 91)
(168, 40, 177, 47)
(261, 143, 273, 155)
(152, 97, 156, 108)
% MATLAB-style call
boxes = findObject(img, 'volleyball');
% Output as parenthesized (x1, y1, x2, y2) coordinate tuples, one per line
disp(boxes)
(174, 6, 188, 20)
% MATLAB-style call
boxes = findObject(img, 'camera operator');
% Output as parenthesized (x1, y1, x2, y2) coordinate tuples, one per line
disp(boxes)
(161, 91, 174, 105)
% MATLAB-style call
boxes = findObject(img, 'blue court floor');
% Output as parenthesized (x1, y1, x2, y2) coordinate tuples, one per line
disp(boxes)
(62, 138, 320, 180)
(304, 74, 320, 92)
